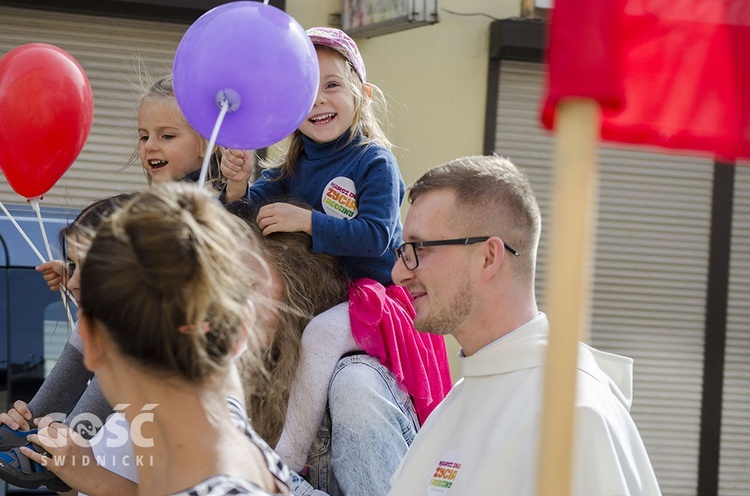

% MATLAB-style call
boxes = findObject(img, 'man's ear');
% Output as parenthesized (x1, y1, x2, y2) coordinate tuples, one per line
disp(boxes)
(79, 314, 107, 372)
(480, 237, 506, 279)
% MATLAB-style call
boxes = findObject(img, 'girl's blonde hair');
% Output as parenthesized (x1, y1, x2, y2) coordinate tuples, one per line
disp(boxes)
(130, 75, 223, 187)
(80, 183, 270, 382)
(268, 46, 392, 180)
(228, 198, 348, 446)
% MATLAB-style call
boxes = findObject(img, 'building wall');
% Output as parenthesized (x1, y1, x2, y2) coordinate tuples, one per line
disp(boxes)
(287, 0, 520, 191)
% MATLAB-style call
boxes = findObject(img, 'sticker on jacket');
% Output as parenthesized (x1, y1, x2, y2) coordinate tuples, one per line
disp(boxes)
(322, 177, 357, 219)
(427, 451, 463, 495)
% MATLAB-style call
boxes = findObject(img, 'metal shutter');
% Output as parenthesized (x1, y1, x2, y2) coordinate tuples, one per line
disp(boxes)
(493, 60, 716, 495)
(0, 5, 187, 208)
(721, 165, 750, 495)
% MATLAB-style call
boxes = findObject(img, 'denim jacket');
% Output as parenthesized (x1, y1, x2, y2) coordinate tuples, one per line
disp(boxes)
(291, 353, 420, 496)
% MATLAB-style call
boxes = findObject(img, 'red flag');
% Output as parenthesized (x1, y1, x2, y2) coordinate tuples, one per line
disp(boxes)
(542, 0, 750, 161)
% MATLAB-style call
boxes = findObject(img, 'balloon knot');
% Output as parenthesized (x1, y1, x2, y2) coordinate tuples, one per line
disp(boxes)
(216, 88, 241, 112)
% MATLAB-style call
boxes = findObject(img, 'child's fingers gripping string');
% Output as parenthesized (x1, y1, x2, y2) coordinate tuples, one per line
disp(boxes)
(223, 149, 245, 168)
(220, 149, 251, 181)
(227, 148, 246, 160)
(36, 260, 65, 292)
(221, 150, 256, 196)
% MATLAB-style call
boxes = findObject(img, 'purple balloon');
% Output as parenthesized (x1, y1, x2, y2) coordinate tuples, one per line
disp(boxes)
(173, 1, 319, 150)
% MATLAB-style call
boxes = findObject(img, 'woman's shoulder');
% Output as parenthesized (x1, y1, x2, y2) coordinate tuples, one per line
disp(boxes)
(170, 474, 290, 496)
(227, 396, 293, 492)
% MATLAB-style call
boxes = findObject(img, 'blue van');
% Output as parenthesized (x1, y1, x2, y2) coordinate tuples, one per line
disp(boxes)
(0, 202, 78, 495)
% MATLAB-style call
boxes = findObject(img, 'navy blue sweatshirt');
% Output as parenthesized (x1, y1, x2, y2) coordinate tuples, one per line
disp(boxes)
(246, 132, 404, 285)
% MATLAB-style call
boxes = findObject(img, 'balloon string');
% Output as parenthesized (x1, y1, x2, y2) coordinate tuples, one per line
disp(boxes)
(31, 200, 77, 329)
(0, 200, 76, 328)
(62, 290, 77, 329)
(198, 99, 230, 188)
(31, 200, 54, 261)
(0, 199, 46, 263)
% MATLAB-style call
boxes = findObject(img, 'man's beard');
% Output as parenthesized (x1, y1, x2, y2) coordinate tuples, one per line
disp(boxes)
(414, 279, 473, 336)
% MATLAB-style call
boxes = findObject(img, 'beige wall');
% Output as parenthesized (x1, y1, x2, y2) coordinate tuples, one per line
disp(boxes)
(287, 0, 519, 186)
(287, 0, 521, 381)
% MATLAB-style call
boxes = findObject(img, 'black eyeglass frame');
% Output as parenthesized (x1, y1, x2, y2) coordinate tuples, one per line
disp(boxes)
(392, 236, 520, 270)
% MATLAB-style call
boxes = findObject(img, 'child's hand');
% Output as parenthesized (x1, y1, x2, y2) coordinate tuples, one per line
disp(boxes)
(221, 149, 254, 202)
(35, 260, 65, 292)
(0, 400, 34, 431)
(257, 203, 313, 236)
(221, 148, 254, 181)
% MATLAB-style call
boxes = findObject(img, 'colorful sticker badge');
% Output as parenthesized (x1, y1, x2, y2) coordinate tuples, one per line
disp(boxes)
(322, 177, 357, 219)
(427, 451, 463, 495)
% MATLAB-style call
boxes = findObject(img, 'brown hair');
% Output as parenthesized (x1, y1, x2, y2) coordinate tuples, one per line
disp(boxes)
(409, 155, 542, 281)
(267, 46, 392, 180)
(80, 183, 270, 382)
(227, 198, 347, 446)
(60, 193, 137, 280)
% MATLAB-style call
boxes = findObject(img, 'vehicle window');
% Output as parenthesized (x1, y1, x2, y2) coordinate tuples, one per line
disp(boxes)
(42, 301, 75, 377)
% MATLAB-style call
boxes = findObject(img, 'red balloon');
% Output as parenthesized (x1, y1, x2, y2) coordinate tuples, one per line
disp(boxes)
(0, 43, 94, 199)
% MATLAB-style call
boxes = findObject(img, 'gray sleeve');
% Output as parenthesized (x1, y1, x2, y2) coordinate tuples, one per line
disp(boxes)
(67, 325, 84, 353)
(27, 341, 93, 418)
(64, 376, 112, 440)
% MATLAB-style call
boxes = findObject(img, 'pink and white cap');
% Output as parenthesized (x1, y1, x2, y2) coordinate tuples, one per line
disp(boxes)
(306, 27, 366, 84)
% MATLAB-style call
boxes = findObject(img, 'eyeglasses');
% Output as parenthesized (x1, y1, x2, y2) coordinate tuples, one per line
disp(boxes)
(392, 237, 520, 270)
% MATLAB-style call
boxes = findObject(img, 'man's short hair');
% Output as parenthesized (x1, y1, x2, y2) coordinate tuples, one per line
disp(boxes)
(408, 155, 542, 276)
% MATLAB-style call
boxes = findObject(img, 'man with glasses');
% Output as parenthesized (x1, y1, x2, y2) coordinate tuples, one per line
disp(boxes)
(387, 155, 661, 495)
